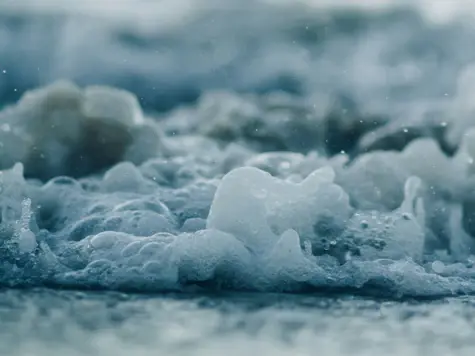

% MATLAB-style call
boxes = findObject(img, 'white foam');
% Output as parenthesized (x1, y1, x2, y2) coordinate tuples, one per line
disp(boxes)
(2, 1, 475, 297)
(0, 81, 164, 180)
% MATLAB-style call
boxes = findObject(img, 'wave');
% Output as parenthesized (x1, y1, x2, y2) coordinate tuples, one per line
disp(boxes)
(2, 0, 475, 298)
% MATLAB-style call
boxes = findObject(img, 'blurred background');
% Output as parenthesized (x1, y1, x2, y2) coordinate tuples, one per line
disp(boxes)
(1, 0, 475, 115)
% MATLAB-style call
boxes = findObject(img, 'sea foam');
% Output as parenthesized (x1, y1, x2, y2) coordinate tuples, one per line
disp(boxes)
(1, 79, 475, 298)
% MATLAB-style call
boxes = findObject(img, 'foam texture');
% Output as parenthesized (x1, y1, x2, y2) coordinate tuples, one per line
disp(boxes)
(2, 1, 475, 298)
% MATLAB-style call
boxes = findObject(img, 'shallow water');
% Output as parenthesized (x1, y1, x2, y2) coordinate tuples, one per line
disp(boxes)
(3, 0, 475, 353)
(1, 289, 475, 356)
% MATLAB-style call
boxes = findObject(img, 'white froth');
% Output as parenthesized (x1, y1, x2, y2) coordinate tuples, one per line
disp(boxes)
(2, 1, 475, 298)
(0, 81, 164, 180)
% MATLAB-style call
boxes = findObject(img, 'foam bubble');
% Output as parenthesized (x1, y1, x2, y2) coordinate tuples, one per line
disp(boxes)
(0, 81, 164, 180)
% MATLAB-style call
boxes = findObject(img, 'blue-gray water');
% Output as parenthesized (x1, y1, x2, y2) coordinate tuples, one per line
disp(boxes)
(3, 0, 475, 354)
(2, 289, 475, 356)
